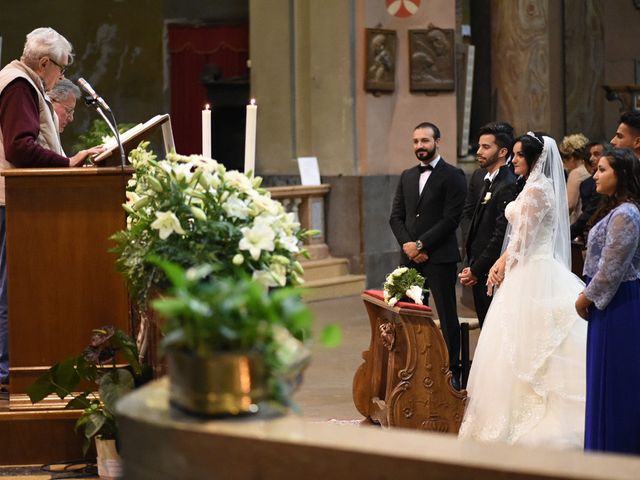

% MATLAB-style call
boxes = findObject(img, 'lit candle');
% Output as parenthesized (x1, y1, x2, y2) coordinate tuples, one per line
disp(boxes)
(202, 104, 212, 158)
(244, 99, 257, 175)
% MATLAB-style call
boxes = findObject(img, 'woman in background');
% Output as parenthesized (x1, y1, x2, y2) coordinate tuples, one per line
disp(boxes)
(575, 148, 640, 454)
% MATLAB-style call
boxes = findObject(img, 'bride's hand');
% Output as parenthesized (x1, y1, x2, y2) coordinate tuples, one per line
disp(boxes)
(486, 258, 506, 295)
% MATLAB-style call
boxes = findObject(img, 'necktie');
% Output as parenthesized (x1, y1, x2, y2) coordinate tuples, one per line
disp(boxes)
(418, 164, 434, 173)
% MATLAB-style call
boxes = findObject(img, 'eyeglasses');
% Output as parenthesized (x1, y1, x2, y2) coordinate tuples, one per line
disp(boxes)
(52, 99, 75, 117)
(49, 57, 68, 75)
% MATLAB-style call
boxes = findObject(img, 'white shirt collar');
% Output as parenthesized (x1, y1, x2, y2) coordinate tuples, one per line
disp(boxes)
(484, 167, 500, 183)
(420, 155, 441, 170)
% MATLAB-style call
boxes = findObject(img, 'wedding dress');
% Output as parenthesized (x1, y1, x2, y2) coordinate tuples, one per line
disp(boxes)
(459, 135, 588, 448)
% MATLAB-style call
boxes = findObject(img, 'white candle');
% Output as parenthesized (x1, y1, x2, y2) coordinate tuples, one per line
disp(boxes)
(202, 104, 212, 158)
(244, 99, 257, 175)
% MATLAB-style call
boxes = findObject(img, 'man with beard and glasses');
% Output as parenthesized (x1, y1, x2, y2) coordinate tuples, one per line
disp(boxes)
(459, 122, 517, 327)
(390, 121, 467, 388)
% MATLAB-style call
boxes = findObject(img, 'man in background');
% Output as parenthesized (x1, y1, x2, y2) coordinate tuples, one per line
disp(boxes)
(611, 111, 640, 158)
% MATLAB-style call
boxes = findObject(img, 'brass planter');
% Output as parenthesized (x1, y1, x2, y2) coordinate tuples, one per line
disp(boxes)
(167, 350, 266, 416)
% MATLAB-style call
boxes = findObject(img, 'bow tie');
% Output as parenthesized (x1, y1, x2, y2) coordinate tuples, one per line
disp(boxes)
(418, 164, 434, 173)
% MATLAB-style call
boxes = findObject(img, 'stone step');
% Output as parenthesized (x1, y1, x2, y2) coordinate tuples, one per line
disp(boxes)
(301, 257, 350, 282)
(303, 274, 367, 302)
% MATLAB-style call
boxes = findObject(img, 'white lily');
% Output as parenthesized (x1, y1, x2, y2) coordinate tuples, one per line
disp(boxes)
(278, 233, 300, 253)
(172, 162, 194, 183)
(225, 170, 253, 192)
(151, 211, 186, 239)
(222, 193, 250, 220)
(252, 269, 278, 288)
(239, 218, 276, 260)
(125, 191, 140, 204)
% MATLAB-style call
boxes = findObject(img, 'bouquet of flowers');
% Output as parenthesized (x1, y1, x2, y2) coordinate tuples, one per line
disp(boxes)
(111, 142, 310, 307)
(383, 267, 426, 307)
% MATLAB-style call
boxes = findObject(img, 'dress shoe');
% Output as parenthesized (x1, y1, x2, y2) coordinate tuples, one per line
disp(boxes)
(451, 376, 461, 391)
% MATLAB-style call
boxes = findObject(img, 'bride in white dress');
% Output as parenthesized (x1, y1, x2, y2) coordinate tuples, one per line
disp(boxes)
(459, 133, 588, 448)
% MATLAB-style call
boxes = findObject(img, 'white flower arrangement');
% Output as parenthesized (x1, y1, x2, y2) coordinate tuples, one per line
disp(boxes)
(481, 191, 492, 204)
(112, 142, 312, 305)
(383, 267, 427, 307)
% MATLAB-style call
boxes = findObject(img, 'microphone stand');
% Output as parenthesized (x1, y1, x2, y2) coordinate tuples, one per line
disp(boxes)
(83, 96, 126, 168)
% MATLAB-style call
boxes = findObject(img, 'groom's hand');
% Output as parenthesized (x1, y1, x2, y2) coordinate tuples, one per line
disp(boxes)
(403, 241, 420, 259)
(413, 252, 428, 263)
(458, 267, 477, 286)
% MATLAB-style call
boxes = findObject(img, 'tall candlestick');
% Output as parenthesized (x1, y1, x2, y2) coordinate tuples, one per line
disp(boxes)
(202, 104, 212, 158)
(244, 99, 257, 175)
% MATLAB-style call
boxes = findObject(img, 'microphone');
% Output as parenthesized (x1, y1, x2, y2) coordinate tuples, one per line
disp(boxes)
(77, 77, 125, 167)
(77, 77, 111, 111)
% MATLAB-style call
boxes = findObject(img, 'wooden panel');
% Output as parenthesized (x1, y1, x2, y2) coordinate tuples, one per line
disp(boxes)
(353, 294, 466, 432)
(564, 0, 604, 139)
(4, 169, 130, 394)
(0, 410, 85, 464)
(491, 0, 550, 134)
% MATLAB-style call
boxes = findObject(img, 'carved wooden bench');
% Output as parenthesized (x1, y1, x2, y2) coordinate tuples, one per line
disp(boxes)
(353, 290, 466, 433)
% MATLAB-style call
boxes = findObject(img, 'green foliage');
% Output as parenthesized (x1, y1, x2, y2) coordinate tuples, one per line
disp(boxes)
(383, 267, 428, 306)
(27, 327, 150, 455)
(72, 119, 135, 154)
(319, 323, 343, 348)
(152, 259, 316, 406)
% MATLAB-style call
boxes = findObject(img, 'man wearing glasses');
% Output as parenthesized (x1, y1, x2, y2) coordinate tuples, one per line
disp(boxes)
(0, 28, 104, 393)
(48, 78, 79, 134)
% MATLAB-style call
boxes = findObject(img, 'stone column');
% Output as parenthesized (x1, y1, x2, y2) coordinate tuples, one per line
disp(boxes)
(564, 0, 604, 139)
(491, 0, 564, 137)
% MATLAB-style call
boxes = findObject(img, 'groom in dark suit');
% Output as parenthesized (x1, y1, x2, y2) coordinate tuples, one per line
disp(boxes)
(390, 122, 467, 386)
(459, 122, 517, 326)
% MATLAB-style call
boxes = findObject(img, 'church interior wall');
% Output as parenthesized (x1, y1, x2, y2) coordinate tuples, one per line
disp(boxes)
(602, 0, 640, 139)
(357, 0, 458, 176)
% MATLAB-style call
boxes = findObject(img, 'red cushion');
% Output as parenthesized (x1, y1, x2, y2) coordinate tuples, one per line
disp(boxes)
(363, 289, 431, 311)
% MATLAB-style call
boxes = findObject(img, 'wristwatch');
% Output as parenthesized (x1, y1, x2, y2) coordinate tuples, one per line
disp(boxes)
(415, 240, 423, 251)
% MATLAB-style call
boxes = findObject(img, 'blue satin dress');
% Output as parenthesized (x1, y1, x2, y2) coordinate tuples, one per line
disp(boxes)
(583, 202, 640, 454)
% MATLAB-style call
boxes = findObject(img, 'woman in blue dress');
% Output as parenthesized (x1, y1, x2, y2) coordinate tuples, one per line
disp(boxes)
(575, 147, 640, 454)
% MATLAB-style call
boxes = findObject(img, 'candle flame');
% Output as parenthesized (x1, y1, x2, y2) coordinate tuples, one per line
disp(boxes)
(205, 104, 210, 110)
(250, 98, 256, 106)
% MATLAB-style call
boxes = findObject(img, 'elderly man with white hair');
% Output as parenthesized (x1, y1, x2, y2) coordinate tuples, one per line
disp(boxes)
(0, 28, 104, 391)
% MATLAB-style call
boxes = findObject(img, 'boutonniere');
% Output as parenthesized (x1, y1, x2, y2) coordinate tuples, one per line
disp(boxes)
(481, 191, 492, 204)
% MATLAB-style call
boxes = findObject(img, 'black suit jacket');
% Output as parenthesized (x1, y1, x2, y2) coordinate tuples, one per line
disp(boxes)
(465, 165, 517, 278)
(460, 167, 486, 252)
(570, 176, 602, 239)
(389, 158, 467, 264)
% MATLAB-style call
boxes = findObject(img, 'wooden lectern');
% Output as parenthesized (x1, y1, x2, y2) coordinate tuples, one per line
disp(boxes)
(0, 167, 131, 463)
(0, 114, 174, 464)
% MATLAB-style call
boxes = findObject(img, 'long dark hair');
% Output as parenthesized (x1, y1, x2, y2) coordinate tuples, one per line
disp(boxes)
(514, 132, 544, 175)
(589, 147, 640, 226)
